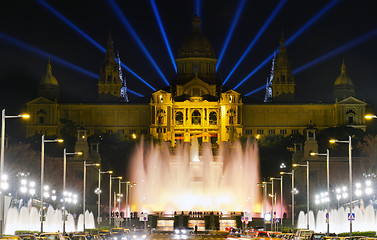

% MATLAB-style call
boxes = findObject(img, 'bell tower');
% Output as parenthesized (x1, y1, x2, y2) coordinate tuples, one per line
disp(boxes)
(271, 34, 295, 102)
(98, 34, 122, 102)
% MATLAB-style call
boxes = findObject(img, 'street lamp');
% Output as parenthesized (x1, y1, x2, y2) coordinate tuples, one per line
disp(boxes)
(0, 109, 29, 236)
(365, 114, 377, 119)
(109, 175, 122, 230)
(97, 169, 112, 226)
(83, 161, 100, 232)
(125, 181, 136, 228)
(63, 148, 82, 234)
(41, 135, 63, 233)
(329, 136, 352, 236)
(271, 177, 283, 232)
(293, 162, 310, 230)
(310, 149, 330, 235)
(257, 182, 268, 230)
(281, 170, 295, 231)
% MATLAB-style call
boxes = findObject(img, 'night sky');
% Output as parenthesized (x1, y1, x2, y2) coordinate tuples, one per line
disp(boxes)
(1, 0, 377, 113)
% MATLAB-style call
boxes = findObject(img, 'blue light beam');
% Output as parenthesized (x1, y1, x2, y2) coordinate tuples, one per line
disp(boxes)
(0, 32, 98, 79)
(150, 0, 176, 73)
(0, 32, 144, 97)
(127, 89, 144, 97)
(245, 84, 267, 97)
(293, 28, 377, 75)
(196, 0, 201, 17)
(38, 0, 155, 91)
(233, 0, 340, 90)
(286, 0, 340, 46)
(223, 0, 287, 85)
(243, 28, 377, 97)
(108, 0, 169, 86)
(37, 0, 106, 52)
(216, 0, 247, 72)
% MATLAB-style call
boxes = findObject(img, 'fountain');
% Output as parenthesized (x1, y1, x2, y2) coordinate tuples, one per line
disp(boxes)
(129, 137, 262, 215)
(4, 205, 95, 234)
(297, 205, 377, 233)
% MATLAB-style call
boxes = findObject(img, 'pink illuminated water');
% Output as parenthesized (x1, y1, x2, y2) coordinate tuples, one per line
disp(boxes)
(129, 138, 262, 215)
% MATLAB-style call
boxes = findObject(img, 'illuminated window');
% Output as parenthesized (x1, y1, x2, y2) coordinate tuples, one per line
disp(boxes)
(209, 112, 217, 125)
(157, 109, 166, 124)
(192, 110, 201, 125)
(175, 112, 183, 125)
(227, 109, 236, 124)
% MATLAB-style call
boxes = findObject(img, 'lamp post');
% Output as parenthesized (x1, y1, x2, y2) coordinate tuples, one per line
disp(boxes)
(63, 148, 82, 234)
(293, 161, 310, 230)
(257, 182, 267, 230)
(97, 170, 113, 227)
(0, 109, 29, 236)
(281, 170, 295, 232)
(83, 161, 100, 232)
(126, 182, 136, 228)
(269, 181, 274, 231)
(271, 177, 283, 232)
(109, 175, 122, 231)
(330, 136, 352, 236)
(41, 135, 63, 233)
(311, 149, 330, 235)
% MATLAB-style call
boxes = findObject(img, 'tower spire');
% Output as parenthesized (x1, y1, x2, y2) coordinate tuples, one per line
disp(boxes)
(118, 52, 129, 103)
(264, 52, 275, 102)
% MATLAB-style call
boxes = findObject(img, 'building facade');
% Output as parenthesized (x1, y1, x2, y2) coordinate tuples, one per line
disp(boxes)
(25, 14, 367, 147)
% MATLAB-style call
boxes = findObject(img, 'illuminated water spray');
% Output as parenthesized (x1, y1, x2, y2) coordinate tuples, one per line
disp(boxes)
(223, 0, 287, 85)
(37, 0, 155, 92)
(108, 0, 169, 86)
(130, 138, 262, 215)
(233, 0, 340, 90)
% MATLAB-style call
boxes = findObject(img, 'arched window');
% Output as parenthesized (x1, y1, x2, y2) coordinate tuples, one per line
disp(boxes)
(192, 110, 201, 125)
(227, 109, 236, 124)
(175, 111, 183, 125)
(157, 109, 166, 125)
(209, 112, 217, 125)
(346, 109, 356, 125)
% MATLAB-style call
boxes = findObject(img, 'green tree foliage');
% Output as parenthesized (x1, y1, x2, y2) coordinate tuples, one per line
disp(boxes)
(357, 135, 377, 175)
(87, 133, 136, 178)
(258, 133, 305, 179)
(59, 119, 78, 151)
(316, 126, 366, 156)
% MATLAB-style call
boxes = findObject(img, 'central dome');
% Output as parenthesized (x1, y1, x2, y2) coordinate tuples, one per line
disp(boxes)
(177, 14, 216, 59)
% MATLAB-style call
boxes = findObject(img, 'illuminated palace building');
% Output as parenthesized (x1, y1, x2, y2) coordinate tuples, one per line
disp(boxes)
(25, 14, 366, 145)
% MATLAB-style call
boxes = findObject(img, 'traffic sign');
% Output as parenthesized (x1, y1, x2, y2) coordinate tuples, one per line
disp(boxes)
(274, 218, 280, 223)
(326, 212, 329, 219)
(348, 213, 355, 221)
(139, 213, 148, 221)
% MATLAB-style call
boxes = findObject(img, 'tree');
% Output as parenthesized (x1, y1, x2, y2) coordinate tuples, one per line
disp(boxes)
(357, 135, 377, 175)
(258, 133, 304, 179)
